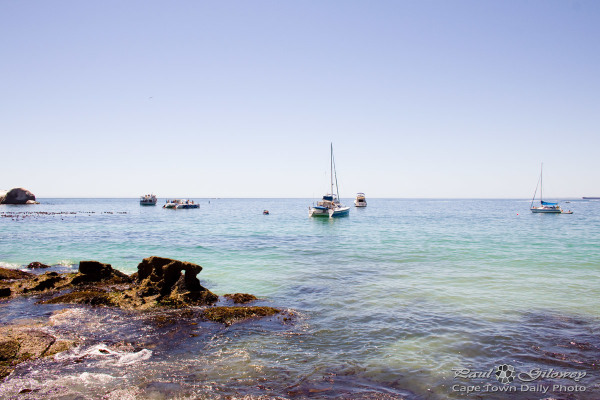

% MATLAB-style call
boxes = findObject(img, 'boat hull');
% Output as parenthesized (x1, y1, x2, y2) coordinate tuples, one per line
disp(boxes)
(354, 201, 367, 207)
(176, 204, 199, 209)
(531, 207, 562, 213)
(329, 206, 350, 217)
(309, 207, 330, 217)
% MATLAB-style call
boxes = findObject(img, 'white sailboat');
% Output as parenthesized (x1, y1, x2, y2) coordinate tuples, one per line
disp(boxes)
(530, 164, 567, 214)
(309, 143, 350, 218)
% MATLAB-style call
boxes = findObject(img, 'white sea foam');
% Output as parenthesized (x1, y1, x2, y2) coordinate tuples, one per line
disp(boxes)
(57, 259, 76, 267)
(77, 371, 116, 384)
(54, 343, 152, 367)
(116, 348, 152, 365)
(0, 261, 22, 269)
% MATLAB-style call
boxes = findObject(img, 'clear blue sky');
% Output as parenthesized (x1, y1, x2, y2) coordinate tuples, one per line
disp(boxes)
(2, 1, 599, 198)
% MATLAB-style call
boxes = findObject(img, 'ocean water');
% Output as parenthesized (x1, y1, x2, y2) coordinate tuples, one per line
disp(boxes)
(1, 198, 599, 399)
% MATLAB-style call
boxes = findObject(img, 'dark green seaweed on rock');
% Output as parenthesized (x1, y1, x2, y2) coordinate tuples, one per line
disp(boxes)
(202, 306, 280, 325)
(224, 293, 258, 304)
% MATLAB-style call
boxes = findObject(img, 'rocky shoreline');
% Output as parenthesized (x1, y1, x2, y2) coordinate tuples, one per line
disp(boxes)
(0, 257, 284, 380)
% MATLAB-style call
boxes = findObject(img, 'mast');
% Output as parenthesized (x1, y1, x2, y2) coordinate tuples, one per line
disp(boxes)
(330, 143, 334, 196)
(530, 162, 542, 209)
(540, 162, 543, 204)
(333, 147, 340, 201)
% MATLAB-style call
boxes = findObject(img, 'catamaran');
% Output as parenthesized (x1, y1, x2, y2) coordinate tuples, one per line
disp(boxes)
(309, 143, 350, 218)
(530, 164, 568, 214)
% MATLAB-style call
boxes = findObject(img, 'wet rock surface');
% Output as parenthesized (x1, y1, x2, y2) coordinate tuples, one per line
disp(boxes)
(202, 306, 280, 325)
(71, 260, 132, 285)
(131, 256, 218, 308)
(26, 262, 51, 269)
(0, 267, 34, 281)
(0, 322, 78, 379)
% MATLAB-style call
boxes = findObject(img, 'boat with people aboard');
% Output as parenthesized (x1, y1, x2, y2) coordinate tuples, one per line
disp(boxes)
(163, 199, 199, 209)
(354, 193, 367, 207)
(530, 164, 571, 214)
(140, 194, 157, 206)
(309, 143, 350, 218)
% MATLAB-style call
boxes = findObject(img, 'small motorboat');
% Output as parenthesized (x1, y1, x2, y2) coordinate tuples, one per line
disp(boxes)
(263, 210, 270, 215)
(140, 194, 157, 206)
(354, 193, 367, 207)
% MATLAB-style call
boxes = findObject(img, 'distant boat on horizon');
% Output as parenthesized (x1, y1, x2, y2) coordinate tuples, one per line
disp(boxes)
(354, 192, 367, 207)
(164, 199, 199, 209)
(140, 194, 157, 206)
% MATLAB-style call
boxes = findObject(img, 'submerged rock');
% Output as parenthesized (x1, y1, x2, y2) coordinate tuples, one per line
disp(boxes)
(0, 188, 37, 205)
(202, 306, 280, 325)
(224, 293, 258, 304)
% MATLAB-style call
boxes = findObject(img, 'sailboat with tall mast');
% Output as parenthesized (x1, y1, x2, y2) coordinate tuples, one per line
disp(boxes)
(530, 163, 564, 213)
(309, 143, 350, 218)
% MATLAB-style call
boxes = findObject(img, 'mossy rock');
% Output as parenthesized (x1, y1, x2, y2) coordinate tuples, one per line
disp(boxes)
(0, 267, 34, 281)
(0, 326, 78, 380)
(0, 339, 20, 361)
(41, 290, 118, 307)
(224, 293, 258, 304)
(202, 306, 279, 325)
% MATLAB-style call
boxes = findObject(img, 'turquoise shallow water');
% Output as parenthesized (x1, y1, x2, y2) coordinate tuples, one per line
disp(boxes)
(1, 198, 599, 399)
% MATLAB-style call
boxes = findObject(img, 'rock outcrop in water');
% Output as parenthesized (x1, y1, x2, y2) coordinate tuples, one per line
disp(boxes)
(26, 262, 51, 269)
(1, 257, 229, 310)
(1, 257, 282, 322)
(0, 257, 287, 383)
(0, 188, 38, 204)
(133, 256, 218, 306)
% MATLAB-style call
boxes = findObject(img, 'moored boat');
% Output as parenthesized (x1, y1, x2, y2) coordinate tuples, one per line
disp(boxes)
(140, 194, 157, 206)
(530, 164, 570, 214)
(354, 193, 367, 207)
(163, 199, 199, 209)
(309, 143, 350, 218)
